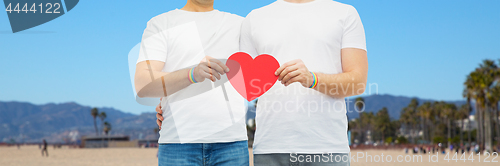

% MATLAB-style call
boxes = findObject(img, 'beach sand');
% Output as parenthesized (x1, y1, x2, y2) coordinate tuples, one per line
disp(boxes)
(0, 145, 497, 166)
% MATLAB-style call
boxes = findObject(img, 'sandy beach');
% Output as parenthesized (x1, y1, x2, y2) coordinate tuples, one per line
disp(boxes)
(0, 146, 498, 166)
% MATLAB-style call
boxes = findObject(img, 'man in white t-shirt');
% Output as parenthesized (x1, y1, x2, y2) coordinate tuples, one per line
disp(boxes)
(239, 0, 368, 165)
(135, 0, 249, 165)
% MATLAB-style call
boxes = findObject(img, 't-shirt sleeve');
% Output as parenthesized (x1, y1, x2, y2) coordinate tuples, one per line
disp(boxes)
(239, 13, 259, 58)
(137, 18, 168, 63)
(342, 6, 366, 51)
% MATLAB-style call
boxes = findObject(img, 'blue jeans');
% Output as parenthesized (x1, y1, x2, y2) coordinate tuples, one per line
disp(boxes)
(158, 140, 249, 166)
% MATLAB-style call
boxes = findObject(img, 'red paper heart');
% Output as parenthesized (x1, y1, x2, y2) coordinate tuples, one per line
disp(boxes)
(226, 52, 280, 101)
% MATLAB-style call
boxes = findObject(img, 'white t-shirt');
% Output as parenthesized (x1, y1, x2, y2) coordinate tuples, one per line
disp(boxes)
(137, 9, 248, 143)
(240, 0, 366, 154)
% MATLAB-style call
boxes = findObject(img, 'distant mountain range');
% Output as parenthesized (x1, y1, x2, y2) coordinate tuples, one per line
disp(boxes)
(0, 94, 469, 143)
(0, 101, 156, 143)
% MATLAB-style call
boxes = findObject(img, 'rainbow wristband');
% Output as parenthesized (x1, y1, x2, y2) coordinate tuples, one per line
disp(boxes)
(189, 67, 198, 84)
(309, 72, 318, 89)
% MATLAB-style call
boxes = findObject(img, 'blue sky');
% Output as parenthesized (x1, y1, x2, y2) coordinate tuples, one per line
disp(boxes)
(0, 0, 499, 114)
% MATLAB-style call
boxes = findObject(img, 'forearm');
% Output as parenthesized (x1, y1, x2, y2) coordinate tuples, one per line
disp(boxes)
(313, 71, 367, 98)
(135, 68, 192, 98)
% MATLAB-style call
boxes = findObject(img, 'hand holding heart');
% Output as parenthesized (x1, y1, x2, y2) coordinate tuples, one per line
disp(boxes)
(275, 59, 314, 87)
(193, 56, 230, 82)
(226, 53, 314, 101)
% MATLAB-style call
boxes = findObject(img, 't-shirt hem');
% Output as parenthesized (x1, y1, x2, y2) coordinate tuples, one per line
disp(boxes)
(136, 58, 166, 65)
(341, 46, 367, 51)
(158, 137, 248, 144)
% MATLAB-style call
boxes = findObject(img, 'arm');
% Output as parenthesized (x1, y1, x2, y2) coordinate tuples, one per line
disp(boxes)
(134, 61, 190, 98)
(134, 57, 230, 98)
(315, 48, 368, 97)
(276, 48, 368, 98)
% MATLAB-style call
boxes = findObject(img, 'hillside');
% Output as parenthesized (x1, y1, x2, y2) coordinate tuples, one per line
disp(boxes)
(0, 94, 469, 142)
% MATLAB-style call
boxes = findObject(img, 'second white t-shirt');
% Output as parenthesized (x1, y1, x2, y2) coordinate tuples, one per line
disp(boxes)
(240, 0, 366, 154)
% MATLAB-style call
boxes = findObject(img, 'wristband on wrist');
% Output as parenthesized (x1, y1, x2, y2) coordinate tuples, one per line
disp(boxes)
(309, 72, 318, 89)
(189, 67, 198, 84)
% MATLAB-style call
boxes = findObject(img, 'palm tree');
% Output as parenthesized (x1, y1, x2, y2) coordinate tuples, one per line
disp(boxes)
(484, 60, 497, 151)
(400, 108, 411, 142)
(478, 60, 497, 151)
(355, 97, 364, 143)
(359, 112, 375, 144)
(349, 119, 359, 144)
(486, 66, 500, 147)
(465, 69, 485, 150)
(99, 112, 107, 135)
(457, 104, 470, 146)
(355, 97, 365, 112)
(493, 59, 500, 148)
(428, 102, 440, 142)
(463, 59, 498, 151)
(441, 103, 457, 146)
(375, 107, 391, 143)
(462, 87, 473, 146)
(401, 98, 419, 144)
(91, 108, 99, 135)
(451, 104, 459, 143)
(417, 102, 432, 143)
(154, 128, 160, 139)
(103, 122, 111, 135)
(490, 84, 500, 147)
